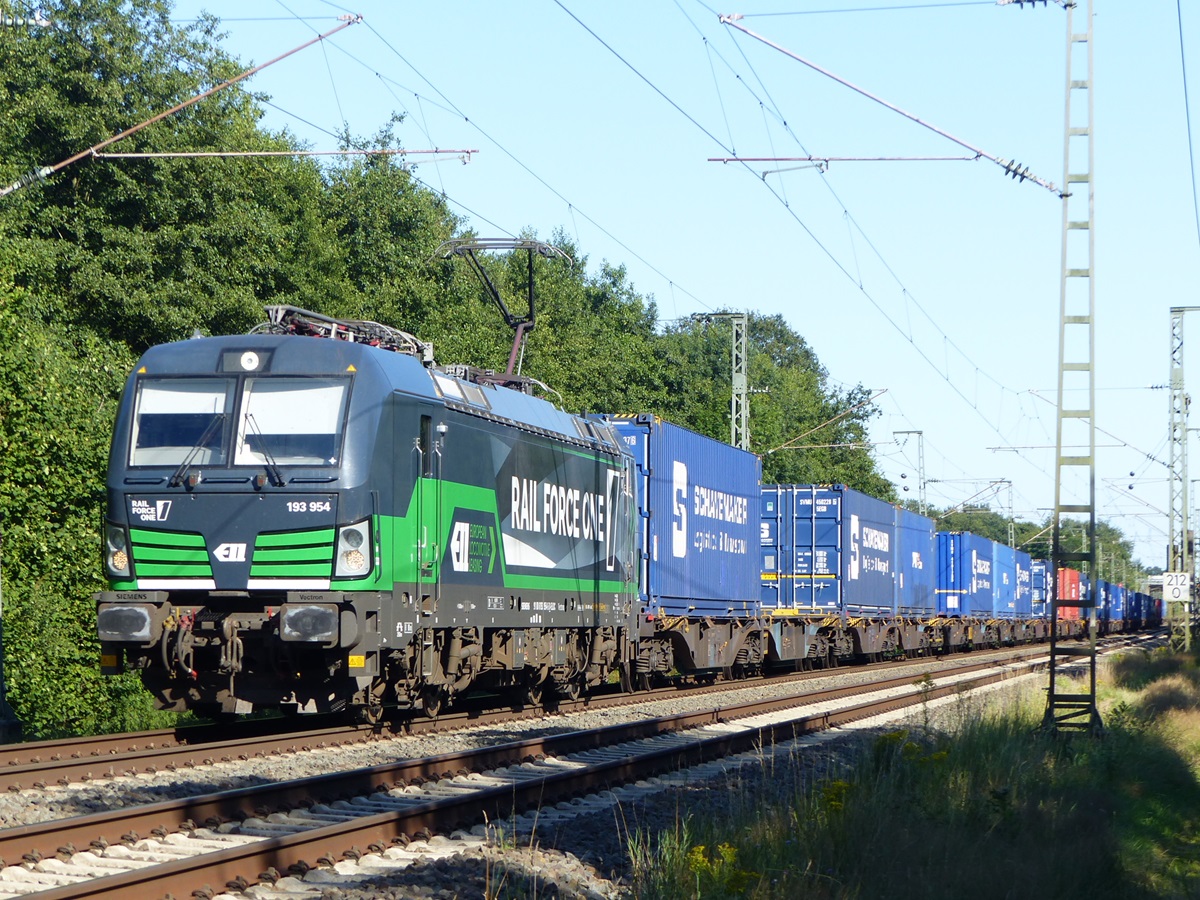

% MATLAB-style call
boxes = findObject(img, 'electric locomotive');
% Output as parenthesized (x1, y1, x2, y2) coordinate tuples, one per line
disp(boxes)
(96, 305, 638, 719)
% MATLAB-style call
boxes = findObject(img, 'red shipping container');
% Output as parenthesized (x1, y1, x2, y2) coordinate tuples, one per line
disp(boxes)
(1057, 567, 1081, 620)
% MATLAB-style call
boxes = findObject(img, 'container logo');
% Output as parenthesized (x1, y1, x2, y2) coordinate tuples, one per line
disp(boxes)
(971, 550, 991, 592)
(672, 461, 688, 558)
(849, 514, 860, 580)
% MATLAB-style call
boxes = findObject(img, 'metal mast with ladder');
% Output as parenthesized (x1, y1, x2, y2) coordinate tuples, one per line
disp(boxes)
(1167, 308, 1199, 652)
(1044, 0, 1101, 734)
(692, 312, 750, 451)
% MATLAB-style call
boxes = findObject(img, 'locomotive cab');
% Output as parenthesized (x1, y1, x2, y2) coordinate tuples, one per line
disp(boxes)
(97, 332, 389, 716)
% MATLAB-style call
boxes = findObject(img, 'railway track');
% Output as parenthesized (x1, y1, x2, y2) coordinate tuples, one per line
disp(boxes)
(0, 635, 1163, 796)
(0, 645, 1111, 900)
(0, 643, 1069, 794)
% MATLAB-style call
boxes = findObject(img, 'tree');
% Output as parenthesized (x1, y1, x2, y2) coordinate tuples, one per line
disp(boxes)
(0, 0, 352, 736)
(324, 118, 463, 331)
(0, 234, 174, 736)
(516, 234, 665, 415)
(0, 0, 347, 349)
(655, 312, 894, 500)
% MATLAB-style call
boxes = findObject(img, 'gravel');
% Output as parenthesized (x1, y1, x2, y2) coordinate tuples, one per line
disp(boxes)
(242, 669, 1048, 899)
(0, 659, 1045, 899)
(0, 657, 987, 829)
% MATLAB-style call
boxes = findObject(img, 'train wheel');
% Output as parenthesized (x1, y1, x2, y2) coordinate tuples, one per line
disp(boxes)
(555, 678, 582, 701)
(421, 685, 444, 718)
(357, 703, 384, 726)
(524, 679, 544, 708)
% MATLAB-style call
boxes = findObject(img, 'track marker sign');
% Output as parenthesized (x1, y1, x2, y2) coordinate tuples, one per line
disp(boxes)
(1165, 572, 1191, 602)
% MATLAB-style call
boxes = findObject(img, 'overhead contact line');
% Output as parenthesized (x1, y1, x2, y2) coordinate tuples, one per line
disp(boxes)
(0, 15, 363, 199)
(718, 14, 1061, 195)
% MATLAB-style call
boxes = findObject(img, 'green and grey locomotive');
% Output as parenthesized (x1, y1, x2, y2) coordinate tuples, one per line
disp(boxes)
(96, 306, 638, 720)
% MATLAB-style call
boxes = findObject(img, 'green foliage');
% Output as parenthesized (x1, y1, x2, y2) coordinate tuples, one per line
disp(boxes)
(686, 842, 759, 898)
(0, 257, 174, 737)
(655, 312, 894, 499)
(324, 117, 462, 328)
(628, 675, 1200, 899)
(0, 0, 345, 349)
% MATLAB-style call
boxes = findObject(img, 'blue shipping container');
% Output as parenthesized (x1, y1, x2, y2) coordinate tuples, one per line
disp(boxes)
(937, 532, 996, 617)
(1110, 583, 1126, 623)
(1031, 559, 1050, 618)
(606, 415, 760, 617)
(1014, 551, 1033, 617)
(761, 487, 788, 607)
(1095, 579, 1111, 624)
(1128, 590, 1146, 626)
(993, 543, 1017, 618)
(896, 507, 937, 617)
(761, 485, 897, 616)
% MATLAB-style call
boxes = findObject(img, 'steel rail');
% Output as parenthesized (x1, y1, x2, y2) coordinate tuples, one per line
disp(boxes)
(0, 643, 1065, 793)
(0, 654, 1048, 878)
(13, 656, 1044, 900)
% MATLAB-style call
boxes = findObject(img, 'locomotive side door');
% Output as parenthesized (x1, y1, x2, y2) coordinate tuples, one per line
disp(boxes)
(409, 409, 445, 684)
(415, 411, 444, 615)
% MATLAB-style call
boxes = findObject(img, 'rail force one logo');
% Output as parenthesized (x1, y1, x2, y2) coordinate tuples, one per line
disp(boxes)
(509, 469, 622, 571)
(130, 499, 172, 522)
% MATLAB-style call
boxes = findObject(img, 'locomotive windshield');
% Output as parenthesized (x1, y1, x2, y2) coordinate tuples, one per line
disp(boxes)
(234, 377, 348, 466)
(129, 378, 231, 467)
(128, 375, 349, 468)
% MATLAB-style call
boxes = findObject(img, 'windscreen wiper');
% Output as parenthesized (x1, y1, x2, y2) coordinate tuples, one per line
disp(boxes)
(168, 413, 225, 487)
(244, 413, 285, 487)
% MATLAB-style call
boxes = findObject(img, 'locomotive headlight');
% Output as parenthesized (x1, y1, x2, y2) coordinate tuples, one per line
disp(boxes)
(106, 524, 131, 578)
(335, 520, 372, 578)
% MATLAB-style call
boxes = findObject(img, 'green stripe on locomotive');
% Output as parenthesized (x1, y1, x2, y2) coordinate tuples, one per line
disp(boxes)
(250, 527, 337, 577)
(128, 528, 213, 579)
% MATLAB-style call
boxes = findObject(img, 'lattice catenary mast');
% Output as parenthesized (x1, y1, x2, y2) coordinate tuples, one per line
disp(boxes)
(1167, 308, 1199, 652)
(1043, 0, 1101, 735)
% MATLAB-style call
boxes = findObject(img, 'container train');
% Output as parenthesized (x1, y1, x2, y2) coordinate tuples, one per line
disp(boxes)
(95, 306, 1160, 720)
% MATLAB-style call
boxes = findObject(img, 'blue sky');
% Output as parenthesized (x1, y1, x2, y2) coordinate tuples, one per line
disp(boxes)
(165, 0, 1199, 571)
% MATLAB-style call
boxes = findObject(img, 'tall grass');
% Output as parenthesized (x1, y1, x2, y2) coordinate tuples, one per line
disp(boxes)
(627, 649, 1200, 899)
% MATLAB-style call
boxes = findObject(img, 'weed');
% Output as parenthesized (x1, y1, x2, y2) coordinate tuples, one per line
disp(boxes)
(686, 842, 758, 898)
(626, 652, 1200, 900)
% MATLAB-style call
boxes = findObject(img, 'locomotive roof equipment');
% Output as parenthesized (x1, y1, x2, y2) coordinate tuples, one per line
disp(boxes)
(434, 238, 572, 391)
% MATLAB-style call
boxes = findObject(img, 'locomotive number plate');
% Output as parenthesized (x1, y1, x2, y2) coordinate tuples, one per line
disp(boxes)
(286, 500, 333, 513)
